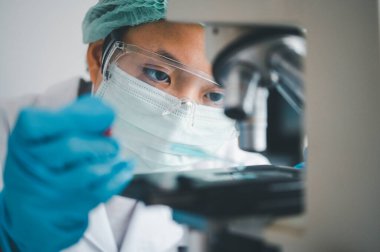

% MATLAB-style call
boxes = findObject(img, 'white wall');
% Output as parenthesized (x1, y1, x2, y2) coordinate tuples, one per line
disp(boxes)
(0, 0, 97, 99)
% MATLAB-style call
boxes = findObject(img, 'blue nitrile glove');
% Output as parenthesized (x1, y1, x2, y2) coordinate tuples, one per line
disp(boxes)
(0, 96, 134, 252)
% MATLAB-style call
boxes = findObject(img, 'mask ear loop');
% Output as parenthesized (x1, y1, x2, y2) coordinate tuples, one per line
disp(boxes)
(162, 98, 196, 126)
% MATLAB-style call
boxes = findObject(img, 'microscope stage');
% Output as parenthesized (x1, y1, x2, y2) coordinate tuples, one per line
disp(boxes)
(121, 165, 304, 218)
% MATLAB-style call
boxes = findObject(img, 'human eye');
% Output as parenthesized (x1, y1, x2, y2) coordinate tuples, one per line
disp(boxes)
(204, 91, 225, 107)
(142, 66, 171, 84)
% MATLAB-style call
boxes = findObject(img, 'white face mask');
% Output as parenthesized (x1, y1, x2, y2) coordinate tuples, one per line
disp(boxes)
(96, 65, 237, 173)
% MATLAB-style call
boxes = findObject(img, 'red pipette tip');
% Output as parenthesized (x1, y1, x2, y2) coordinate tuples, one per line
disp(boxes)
(104, 128, 112, 137)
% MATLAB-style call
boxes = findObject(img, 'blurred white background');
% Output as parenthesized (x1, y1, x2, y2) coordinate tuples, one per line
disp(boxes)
(0, 0, 97, 99)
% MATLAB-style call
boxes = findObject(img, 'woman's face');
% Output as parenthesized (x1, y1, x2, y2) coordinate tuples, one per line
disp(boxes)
(88, 20, 217, 104)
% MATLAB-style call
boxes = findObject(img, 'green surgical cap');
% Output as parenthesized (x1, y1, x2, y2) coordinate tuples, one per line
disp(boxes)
(82, 0, 167, 43)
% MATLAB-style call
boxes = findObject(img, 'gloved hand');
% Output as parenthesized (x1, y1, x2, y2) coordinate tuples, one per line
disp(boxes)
(0, 96, 134, 252)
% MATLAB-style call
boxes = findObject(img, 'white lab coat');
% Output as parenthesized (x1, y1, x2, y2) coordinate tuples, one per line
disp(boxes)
(0, 77, 269, 252)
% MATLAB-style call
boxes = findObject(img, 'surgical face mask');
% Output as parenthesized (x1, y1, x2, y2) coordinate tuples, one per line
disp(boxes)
(96, 64, 237, 173)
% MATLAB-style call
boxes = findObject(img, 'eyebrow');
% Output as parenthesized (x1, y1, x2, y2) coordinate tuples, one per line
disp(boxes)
(155, 49, 181, 64)
(154, 48, 217, 84)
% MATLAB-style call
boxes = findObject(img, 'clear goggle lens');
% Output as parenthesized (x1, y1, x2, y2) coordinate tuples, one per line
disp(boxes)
(103, 42, 224, 108)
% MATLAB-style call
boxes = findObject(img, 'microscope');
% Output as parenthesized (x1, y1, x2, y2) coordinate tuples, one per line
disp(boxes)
(206, 24, 305, 159)
(123, 0, 380, 251)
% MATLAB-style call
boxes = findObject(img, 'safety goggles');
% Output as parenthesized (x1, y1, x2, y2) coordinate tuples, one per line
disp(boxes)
(102, 42, 225, 108)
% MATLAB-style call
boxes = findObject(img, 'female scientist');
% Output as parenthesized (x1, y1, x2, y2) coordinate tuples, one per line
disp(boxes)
(0, 0, 268, 251)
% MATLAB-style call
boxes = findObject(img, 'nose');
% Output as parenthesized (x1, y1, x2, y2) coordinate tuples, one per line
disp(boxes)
(166, 74, 203, 103)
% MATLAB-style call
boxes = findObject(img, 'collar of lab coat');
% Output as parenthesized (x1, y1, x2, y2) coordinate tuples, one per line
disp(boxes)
(75, 200, 185, 252)
(84, 204, 118, 252)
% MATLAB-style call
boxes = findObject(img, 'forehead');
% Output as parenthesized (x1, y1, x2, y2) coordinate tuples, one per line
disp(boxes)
(123, 21, 211, 74)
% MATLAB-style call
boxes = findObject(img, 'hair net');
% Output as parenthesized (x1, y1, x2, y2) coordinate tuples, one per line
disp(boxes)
(82, 0, 167, 44)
